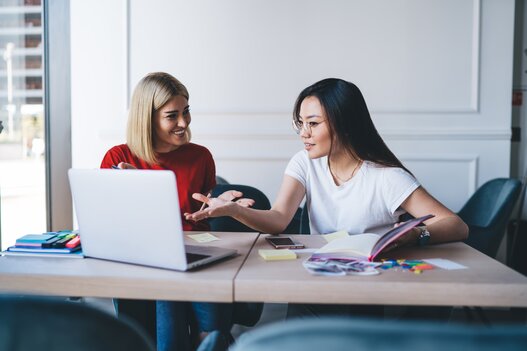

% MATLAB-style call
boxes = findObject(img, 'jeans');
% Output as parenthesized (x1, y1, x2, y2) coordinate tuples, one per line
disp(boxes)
(156, 300, 234, 351)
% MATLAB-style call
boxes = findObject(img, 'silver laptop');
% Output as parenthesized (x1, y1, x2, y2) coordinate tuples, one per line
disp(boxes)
(68, 168, 237, 271)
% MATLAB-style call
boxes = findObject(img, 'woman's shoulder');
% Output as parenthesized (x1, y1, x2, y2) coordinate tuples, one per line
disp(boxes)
(177, 143, 214, 164)
(185, 143, 212, 156)
(105, 143, 126, 151)
(290, 149, 308, 161)
(100, 144, 134, 168)
(362, 161, 415, 180)
(104, 144, 131, 156)
(362, 162, 418, 188)
(287, 150, 322, 169)
(362, 161, 407, 173)
(290, 150, 326, 165)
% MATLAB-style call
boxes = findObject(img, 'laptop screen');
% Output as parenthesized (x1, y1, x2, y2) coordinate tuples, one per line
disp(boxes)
(68, 169, 188, 270)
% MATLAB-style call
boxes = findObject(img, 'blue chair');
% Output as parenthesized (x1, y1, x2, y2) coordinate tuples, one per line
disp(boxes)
(459, 178, 522, 258)
(282, 205, 309, 235)
(229, 317, 527, 351)
(216, 175, 229, 185)
(457, 178, 522, 324)
(210, 184, 271, 234)
(0, 295, 154, 351)
(210, 184, 270, 328)
(300, 205, 310, 234)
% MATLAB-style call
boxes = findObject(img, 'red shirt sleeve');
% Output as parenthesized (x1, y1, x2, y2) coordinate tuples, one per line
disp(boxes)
(100, 146, 124, 169)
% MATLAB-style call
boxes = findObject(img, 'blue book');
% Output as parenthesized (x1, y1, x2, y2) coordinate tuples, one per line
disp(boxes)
(7, 245, 81, 254)
(3, 246, 84, 258)
(15, 234, 58, 248)
(16, 234, 57, 242)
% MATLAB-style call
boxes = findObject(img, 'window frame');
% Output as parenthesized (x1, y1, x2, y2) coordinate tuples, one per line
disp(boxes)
(43, 0, 72, 231)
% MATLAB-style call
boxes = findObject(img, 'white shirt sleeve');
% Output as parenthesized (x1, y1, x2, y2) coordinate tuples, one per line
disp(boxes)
(284, 150, 308, 187)
(382, 167, 420, 214)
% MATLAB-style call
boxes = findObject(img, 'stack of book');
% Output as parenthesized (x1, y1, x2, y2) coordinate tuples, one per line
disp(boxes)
(2, 231, 84, 258)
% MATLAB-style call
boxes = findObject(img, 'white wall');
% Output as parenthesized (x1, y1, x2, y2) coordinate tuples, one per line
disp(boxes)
(70, 0, 515, 212)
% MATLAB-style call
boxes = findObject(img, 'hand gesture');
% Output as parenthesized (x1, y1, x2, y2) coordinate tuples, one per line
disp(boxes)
(114, 162, 136, 169)
(184, 190, 255, 221)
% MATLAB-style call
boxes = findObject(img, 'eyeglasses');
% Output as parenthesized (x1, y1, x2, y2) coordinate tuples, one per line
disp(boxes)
(292, 119, 326, 135)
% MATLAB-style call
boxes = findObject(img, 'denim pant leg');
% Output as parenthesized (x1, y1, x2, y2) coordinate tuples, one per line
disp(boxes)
(192, 302, 234, 333)
(157, 300, 192, 351)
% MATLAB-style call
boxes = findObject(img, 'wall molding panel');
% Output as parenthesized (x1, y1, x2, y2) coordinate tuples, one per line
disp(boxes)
(71, 0, 515, 213)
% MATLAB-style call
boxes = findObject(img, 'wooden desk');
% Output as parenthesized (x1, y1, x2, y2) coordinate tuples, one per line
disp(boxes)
(0, 232, 258, 302)
(2, 232, 527, 307)
(234, 235, 527, 307)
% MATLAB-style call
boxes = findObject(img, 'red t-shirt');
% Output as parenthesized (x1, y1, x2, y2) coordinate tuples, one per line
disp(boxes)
(100, 143, 216, 231)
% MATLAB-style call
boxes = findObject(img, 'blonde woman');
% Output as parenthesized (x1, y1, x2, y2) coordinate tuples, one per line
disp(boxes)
(101, 72, 246, 350)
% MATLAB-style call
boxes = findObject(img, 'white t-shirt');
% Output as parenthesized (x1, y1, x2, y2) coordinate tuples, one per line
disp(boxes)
(285, 150, 420, 235)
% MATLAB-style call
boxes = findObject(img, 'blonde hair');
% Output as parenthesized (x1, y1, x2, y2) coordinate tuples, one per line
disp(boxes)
(126, 72, 191, 164)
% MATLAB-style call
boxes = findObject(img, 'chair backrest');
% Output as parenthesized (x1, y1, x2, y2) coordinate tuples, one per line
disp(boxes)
(300, 205, 310, 234)
(283, 205, 310, 235)
(229, 317, 527, 351)
(215, 175, 229, 185)
(458, 178, 522, 257)
(0, 295, 155, 351)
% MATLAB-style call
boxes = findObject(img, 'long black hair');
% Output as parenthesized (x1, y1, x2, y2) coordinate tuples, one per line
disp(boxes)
(293, 78, 411, 174)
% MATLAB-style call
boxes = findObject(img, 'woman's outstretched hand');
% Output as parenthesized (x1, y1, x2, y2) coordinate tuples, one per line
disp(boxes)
(115, 162, 136, 169)
(184, 190, 255, 221)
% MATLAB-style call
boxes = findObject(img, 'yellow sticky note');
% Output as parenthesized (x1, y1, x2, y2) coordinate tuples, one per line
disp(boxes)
(322, 230, 348, 242)
(259, 249, 297, 261)
(187, 233, 220, 243)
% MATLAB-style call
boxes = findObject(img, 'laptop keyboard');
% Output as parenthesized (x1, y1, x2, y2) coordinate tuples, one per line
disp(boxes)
(186, 252, 210, 264)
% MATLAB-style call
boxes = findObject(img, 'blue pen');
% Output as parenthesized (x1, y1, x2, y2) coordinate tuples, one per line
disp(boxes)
(111, 165, 119, 169)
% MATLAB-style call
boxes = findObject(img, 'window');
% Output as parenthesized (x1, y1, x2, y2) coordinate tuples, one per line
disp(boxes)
(0, 0, 45, 250)
(0, 0, 71, 250)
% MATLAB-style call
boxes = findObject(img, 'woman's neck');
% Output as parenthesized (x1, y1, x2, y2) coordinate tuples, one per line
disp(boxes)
(328, 150, 362, 184)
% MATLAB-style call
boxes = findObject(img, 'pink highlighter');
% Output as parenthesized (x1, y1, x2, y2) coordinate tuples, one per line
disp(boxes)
(65, 236, 81, 249)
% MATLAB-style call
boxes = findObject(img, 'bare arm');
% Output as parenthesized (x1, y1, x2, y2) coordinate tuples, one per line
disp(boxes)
(398, 186, 468, 246)
(185, 175, 306, 234)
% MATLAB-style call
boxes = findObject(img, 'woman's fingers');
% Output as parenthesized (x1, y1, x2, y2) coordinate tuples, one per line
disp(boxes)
(236, 198, 255, 208)
(186, 191, 252, 222)
(218, 190, 244, 201)
(192, 192, 212, 205)
(184, 209, 208, 221)
(118, 162, 136, 169)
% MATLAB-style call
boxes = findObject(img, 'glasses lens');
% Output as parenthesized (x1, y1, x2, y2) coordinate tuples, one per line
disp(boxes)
(292, 120, 302, 135)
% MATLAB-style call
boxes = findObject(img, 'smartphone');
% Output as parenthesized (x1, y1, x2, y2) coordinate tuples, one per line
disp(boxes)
(265, 236, 305, 249)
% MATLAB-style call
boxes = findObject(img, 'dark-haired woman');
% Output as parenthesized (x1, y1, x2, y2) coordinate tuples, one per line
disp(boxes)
(185, 78, 468, 317)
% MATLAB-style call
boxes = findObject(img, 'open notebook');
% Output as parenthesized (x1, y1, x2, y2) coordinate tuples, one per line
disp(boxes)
(68, 169, 237, 271)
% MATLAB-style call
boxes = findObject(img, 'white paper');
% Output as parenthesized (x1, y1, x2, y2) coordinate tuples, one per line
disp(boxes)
(423, 258, 467, 270)
(187, 232, 220, 243)
(291, 248, 317, 254)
